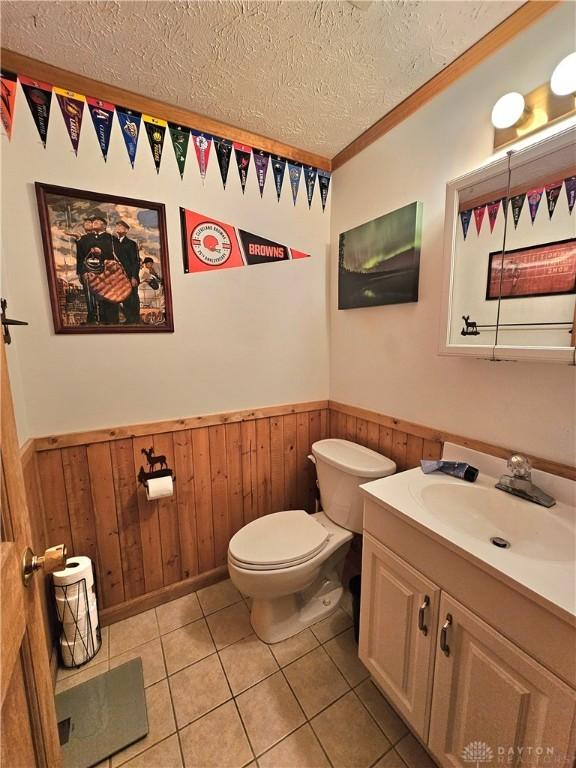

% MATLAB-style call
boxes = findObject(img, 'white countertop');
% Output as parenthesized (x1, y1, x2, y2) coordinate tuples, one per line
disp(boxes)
(360, 444, 576, 620)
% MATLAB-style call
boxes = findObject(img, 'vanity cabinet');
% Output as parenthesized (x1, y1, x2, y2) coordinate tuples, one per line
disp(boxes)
(359, 534, 439, 741)
(429, 593, 576, 767)
(359, 517, 576, 766)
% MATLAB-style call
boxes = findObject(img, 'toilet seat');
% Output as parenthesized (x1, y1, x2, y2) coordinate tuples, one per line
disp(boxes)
(229, 510, 329, 571)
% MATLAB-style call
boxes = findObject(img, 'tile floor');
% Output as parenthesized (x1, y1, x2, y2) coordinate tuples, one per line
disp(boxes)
(57, 579, 438, 768)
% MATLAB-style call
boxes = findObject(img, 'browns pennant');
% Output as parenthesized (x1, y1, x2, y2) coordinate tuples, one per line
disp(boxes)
(180, 208, 310, 274)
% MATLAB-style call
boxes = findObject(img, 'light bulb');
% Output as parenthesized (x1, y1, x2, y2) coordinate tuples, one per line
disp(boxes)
(491, 92, 526, 129)
(550, 52, 576, 96)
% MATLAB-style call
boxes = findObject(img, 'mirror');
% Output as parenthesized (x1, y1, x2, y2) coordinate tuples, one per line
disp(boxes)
(441, 126, 576, 364)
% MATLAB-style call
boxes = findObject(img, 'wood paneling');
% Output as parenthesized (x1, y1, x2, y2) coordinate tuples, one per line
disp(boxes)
(36, 407, 328, 611)
(1, 50, 331, 172)
(328, 401, 575, 481)
(332, 1, 560, 169)
(30, 397, 573, 623)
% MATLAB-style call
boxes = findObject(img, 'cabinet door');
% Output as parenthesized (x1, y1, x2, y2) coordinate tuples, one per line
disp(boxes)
(359, 533, 440, 740)
(429, 593, 576, 768)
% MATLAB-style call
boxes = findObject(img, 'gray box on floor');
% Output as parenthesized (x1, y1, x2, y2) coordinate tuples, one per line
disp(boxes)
(55, 658, 148, 768)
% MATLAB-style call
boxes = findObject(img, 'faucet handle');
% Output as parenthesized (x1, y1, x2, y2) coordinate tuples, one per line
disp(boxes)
(507, 454, 531, 478)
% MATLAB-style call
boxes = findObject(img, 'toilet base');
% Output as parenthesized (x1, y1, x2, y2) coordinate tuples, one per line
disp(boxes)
(250, 570, 345, 644)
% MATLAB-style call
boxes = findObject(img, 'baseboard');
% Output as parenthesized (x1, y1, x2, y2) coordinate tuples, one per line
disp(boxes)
(98, 566, 229, 626)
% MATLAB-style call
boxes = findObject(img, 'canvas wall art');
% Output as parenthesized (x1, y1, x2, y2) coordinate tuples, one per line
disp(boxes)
(35, 183, 173, 333)
(338, 201, 423, 309)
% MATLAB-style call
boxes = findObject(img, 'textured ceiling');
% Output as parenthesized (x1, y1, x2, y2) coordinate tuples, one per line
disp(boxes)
(1, 0, 522, 157)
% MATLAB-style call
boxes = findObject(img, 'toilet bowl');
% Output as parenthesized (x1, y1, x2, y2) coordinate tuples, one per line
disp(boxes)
(228, 439, 396, 644)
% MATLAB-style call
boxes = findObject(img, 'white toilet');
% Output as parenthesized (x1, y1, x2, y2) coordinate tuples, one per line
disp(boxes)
(228, 439, 396, 643)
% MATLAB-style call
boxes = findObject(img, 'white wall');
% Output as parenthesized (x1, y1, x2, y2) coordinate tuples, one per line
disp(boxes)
(330, 3, 575, 465)
(1, 92, 330, 440)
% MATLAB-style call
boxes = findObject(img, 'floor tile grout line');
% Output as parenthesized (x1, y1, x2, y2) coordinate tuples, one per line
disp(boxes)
(157, 623, 184, 768)
(200, 601, 257, 765)
(350, 685, 406, 748)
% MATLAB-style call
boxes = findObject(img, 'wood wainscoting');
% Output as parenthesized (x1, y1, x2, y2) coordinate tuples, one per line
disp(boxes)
(33, 402, 329, 618)
(26, 398, 574, 630)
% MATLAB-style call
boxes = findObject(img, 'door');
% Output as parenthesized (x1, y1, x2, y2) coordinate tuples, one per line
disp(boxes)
(429, 593, 576, 768)
(1, 337, 63, 767)
(358, 533, 440, 741)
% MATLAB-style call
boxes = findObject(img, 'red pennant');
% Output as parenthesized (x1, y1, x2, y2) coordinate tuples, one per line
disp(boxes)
(0, 71, 17, 139)
(487, 200, 500, 233)
(473, 205, 486, 235)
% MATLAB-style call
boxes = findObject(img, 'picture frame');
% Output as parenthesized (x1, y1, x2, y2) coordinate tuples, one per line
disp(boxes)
(338, 201, 423, 310)
(486, 238, 576, 300)
(35, 183, 174, 333)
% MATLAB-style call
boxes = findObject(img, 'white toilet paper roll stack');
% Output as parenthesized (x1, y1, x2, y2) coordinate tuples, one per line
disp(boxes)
(146, 474, 174, 500)
(53, 556, 100, 666)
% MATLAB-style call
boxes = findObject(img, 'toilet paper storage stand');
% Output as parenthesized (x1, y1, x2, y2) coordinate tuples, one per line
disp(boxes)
(138, 447, 176, 493)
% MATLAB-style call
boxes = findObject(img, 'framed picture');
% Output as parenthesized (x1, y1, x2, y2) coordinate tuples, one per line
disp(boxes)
(486, 238, 576, 300)
(35, 183, 174, 333)
(338, 201, 423, 309)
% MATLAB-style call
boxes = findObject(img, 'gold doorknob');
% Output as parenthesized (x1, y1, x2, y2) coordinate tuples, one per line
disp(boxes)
(22, 544, 67, 585)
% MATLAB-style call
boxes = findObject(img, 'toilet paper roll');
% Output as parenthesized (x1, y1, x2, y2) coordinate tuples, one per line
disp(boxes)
(53, 556, 94, 588)
(59, 626, 99, 668)
(146, 475, 174, 501)
(55, 587, 97, 624)
(61, 603, 99, 638)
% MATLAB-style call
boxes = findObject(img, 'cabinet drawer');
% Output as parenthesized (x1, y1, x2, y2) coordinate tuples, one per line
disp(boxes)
(359, 533, 440, 741)
(429, 593, 576, 768)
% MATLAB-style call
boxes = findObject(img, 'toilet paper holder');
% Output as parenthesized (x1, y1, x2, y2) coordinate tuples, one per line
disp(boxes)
(138, 447, 176, 490)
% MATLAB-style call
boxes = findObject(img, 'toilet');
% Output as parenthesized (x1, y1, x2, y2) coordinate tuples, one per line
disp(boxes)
(228, 438, 396, 643)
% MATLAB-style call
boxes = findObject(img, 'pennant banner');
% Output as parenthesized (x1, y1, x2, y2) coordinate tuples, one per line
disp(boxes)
(460, 209, 472, 239)
(566, 176, 576, 215)
(20, 75, 53, 146)
(143, 115, 167, 173)
(0, 70, 17, 139)
(318, 170, 331, 212)
(234, 142, 252, 193)
(271, 156, 286, 202)
(473, 204, 485, 235)
(54, 87, 85, 155)
(181, 208, 310, 274)
(545, 181, 562, 220)
(214, 136, 232, 189)
(116, 106, 141, 168)
(253, 150, 269, 197)
(288, 162, 302, 205)
(304, 166, 317, 209)
(87, 97, 114, 161)
(169, 122, 190, 179)
(191, 130, 211, 181)
(527, 187, 543, 224)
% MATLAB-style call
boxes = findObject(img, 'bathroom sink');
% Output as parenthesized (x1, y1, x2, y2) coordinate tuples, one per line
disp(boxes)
(360, 443, 576, 617)
(414, 482, 574, 562)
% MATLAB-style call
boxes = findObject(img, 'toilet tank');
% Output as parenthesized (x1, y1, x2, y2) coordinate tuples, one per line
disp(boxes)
(311, 439, 396, 534)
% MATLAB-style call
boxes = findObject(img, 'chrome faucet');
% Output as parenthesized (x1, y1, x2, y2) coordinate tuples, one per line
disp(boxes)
(495, 455, 556, 508)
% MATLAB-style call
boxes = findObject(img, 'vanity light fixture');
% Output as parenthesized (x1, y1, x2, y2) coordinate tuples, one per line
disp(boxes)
(491, 51, 576, 150)
(550, 52, 576, 97)
(491, 92, 526, 129)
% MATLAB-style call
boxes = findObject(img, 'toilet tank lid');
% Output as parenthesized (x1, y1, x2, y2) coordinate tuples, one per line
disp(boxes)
(312, 439, 396, 478)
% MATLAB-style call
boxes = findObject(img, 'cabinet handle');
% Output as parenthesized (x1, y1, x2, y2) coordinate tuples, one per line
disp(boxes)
(418, 595, 430, 636)
(440, 614, 452, 656)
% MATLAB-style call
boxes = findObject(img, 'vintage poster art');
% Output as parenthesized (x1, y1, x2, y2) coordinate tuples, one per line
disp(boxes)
(486, 238, 576, 300)
(180, 208, 309, 274)
(338, 202, 423, 309)
(35, 183, 174, 333)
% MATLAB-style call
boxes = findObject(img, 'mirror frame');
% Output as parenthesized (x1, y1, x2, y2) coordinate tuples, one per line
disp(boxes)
(439, 126, 576, 365)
